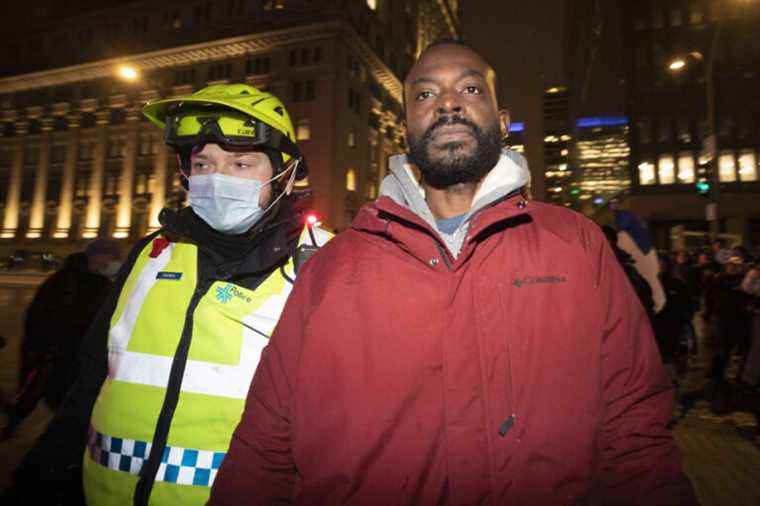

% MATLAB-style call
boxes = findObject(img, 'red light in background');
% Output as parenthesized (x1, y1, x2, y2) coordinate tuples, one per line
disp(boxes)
(306, 213, 318, 225)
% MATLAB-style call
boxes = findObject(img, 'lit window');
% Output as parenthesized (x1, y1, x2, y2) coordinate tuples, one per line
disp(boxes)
(296, 118, 311, 141)
(677, 153, 695, 183)
(346, 168, 357, 191)
(348, 128, 356, 148)
(658, 155, 675, 184)
(718, 152, 737, 182)
(738, 150, 757, 181)
(295, 176, 309, 188)
(367, 183, 377, 199)
(560, 149, 569, 156)
(638, 161, 656, 185)
(366, 0, 377, 10)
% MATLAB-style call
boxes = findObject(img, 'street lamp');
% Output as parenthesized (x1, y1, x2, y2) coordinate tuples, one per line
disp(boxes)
(666, 0, 755, 241)
(666, 49, 723, 241)
(116, 64, 140, 82)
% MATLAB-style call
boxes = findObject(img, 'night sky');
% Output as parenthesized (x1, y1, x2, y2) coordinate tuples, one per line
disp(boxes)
(462, 0, 569, 196)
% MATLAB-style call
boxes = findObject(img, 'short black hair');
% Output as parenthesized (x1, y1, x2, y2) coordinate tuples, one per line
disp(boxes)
(403, 37, 500, 107)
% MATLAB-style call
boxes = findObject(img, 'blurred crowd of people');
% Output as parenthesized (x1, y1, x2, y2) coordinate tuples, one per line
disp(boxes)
(650, 240, 760, 405)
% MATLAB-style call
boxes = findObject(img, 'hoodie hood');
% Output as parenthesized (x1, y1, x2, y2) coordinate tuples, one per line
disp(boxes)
(379, 148, 531, 257)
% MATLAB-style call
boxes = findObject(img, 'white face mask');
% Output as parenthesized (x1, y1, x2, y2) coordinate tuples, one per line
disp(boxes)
(188, 173, 267, 234)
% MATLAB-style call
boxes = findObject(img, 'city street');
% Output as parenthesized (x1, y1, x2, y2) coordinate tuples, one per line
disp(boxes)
(0, 278, 759, 504)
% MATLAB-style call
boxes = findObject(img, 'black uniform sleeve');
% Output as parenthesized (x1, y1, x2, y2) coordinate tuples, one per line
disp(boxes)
(11, 232, 159, 490)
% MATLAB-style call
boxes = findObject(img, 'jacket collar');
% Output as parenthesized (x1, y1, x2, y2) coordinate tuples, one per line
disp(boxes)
(159, 205, 296, 279)
(378, 149, 531, 236)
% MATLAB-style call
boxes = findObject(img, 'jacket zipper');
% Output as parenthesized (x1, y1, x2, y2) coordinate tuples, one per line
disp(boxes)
(133, 274, 214, 506)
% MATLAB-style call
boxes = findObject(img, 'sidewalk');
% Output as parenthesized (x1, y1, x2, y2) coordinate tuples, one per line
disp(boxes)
(668, 317, 760, 506)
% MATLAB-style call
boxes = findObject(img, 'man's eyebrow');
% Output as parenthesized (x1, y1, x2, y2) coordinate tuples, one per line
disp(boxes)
(408, 69, 487, 87)
(193, 154, 210, 160)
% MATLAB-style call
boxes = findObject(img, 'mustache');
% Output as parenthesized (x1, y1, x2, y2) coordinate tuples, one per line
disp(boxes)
(423, 115, 480, 140)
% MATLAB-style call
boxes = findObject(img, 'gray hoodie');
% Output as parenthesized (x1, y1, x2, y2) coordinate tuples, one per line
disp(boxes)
(379, 149, 531, 258)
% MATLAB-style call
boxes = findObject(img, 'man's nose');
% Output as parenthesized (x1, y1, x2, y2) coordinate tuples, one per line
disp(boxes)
(435, 90, 463, 115)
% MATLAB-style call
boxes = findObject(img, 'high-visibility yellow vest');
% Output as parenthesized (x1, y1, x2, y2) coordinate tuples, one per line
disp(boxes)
(84, 225, 330, 505)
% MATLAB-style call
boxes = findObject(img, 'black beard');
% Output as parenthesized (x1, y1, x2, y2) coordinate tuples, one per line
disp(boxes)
(407, 115, 502, 190)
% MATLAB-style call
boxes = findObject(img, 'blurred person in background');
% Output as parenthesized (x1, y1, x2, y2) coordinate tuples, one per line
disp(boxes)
(2, 240, 121, 440)
(654, 255, 693, 382)
(705, 256, 753, 390)
(602, 225, 654, 320)
(739, 264, 760, 391)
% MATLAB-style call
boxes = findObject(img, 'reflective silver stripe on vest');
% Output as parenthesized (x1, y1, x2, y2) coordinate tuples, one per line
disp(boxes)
(107, 242, 291, 399)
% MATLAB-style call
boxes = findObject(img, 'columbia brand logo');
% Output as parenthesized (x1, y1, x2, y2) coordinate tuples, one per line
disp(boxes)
(215, 283, 252, 304)
(512, 275, 567, 288)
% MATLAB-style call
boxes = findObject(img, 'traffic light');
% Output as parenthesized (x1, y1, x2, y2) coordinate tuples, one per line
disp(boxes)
(696, 180, 711, 197)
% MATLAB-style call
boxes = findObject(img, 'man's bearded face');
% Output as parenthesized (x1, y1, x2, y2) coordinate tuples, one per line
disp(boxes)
(407, 114, 502, 190)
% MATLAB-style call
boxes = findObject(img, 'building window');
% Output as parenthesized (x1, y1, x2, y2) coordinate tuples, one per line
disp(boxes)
(174, 67, 195, 85)
(638, 161, 656, 185)
(367, 0, 377, 10)
(658, 155, 675, 184)
(677, 152, 695, 183)
(289, 49, 297, 66)
(246, 56, 271, 75)
(301, 48, 310, 65)
(738, 150, 758, 182)
(292, 81, 315, 102)
(296, 118, 311, 141)
(656, 117, 671, 143)
(292, 82, 302, 102)
(348, 89, 361, 114)
(227, 0, 245, 16)
(677, 117, 692, 144)
(305, 80, 316, 101)
(348, 128, 356, 148)
(314, 46, 322, 63)
(653, 8, 664, 29)
(718, 152, 737, 182)
(207, 62, 231, 82)
(689, 4, 704, 25)
(346, 168, 357, 191)
(367, 183, 378, 199)
(637, 118, 651, 144)
(671, 8, 683, 27)
(108, 136, 126, 159)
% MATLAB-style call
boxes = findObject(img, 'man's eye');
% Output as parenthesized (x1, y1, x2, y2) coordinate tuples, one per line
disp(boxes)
(192, 162, 210, 171)
(415, 90, 434, 101)
(235, 162, 251, 169)
(463, 86, 480, 94)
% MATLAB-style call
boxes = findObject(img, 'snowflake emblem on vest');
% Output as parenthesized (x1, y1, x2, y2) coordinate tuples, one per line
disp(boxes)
(215, 283, 234, 304)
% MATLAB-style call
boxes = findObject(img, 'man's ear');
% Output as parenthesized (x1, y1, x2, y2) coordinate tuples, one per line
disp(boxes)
(498, 109, 510, 140)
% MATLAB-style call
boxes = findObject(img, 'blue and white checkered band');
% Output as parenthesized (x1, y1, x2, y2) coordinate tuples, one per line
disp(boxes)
(88, 429, 226, 487)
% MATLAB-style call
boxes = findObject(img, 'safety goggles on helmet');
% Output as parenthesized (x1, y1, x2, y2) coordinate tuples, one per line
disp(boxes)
(164, 106, 302, 161)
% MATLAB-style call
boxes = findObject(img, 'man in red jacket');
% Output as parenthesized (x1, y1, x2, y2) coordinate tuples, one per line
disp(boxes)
(210, 41, 697, 505)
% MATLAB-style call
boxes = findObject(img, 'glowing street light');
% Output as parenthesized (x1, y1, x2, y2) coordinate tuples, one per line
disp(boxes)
(116, 64, 140, 82)
(668, 59, 686, 71)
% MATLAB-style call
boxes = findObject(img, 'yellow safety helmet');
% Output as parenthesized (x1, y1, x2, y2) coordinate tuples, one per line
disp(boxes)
(143, 83, 306, 179)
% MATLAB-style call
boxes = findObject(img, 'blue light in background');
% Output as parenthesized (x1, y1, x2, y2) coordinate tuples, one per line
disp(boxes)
(576, 116, 628, 128)
(510, 122, 525, 132)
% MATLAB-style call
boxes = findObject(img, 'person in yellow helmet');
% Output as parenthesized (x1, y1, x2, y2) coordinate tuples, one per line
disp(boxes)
(6, 84, 330, 506)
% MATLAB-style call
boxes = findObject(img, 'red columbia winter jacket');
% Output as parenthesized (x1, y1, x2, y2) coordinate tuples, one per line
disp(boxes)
(210, 195, 697, 506)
